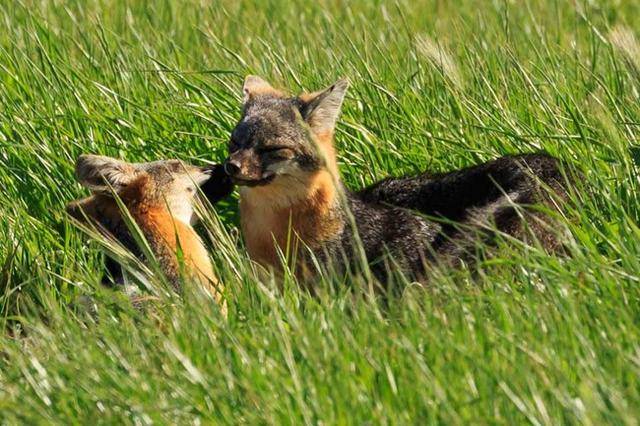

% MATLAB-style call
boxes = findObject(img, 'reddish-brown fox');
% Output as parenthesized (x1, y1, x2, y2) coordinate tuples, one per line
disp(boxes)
(66, 155, 232, 314)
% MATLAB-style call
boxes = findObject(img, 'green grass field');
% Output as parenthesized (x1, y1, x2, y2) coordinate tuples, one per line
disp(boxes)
(1, 0, 640, 423)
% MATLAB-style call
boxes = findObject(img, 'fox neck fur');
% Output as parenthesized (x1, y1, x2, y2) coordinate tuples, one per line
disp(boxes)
(239, 166, 343, 271)
(70, 175, 223, 306)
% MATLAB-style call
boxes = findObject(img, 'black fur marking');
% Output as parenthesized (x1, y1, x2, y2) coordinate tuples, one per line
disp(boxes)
(296, 153, 321, 171)
(200, 164, 234, 204)
(357, 153, 569, 222)
(96, 209, 142, 287)
(102, 256, 124, 287)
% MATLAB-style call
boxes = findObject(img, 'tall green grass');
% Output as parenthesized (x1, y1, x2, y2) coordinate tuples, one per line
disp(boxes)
(1, 0, 640, 423)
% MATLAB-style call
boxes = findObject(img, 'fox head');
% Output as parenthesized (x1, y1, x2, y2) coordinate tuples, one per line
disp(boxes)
(224, 76, 349, 187)
(66, 155, 220, 225)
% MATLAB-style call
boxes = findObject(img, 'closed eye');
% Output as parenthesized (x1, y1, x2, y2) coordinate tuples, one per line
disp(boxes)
(260, 146, 293, 154)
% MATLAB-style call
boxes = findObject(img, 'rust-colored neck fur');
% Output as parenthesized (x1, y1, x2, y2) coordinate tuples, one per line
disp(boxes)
(69, 175, 224, 311)
(239, 168, 343, 273)
(125, 177, 222, 305)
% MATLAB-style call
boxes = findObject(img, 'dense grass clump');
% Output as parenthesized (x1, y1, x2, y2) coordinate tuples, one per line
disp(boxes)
(1, 0, 640, 423)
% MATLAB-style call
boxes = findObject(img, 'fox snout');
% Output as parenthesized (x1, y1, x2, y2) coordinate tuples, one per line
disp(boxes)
(224, 151, 275, 186)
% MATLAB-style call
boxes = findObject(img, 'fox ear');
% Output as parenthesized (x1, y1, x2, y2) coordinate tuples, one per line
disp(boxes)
(298, 78, 349, 136)
(243, 75, 277, 103)
(75, 154, 136, 193)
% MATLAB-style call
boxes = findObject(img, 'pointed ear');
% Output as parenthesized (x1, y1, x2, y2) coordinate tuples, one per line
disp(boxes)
(243, 75, 278, 103)
(298, 78, 349, 136)
(75, 154, 136, 193)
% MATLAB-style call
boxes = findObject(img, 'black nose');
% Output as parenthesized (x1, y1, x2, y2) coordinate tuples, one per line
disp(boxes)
(224, 159, 241, 177)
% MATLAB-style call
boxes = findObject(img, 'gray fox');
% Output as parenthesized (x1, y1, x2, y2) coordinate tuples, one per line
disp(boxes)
(66, 155, 232, 309)
(221, 76, 574, 284)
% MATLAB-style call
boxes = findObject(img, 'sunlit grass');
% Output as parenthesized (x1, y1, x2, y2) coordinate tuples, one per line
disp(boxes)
(1, 0, 640, 423)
